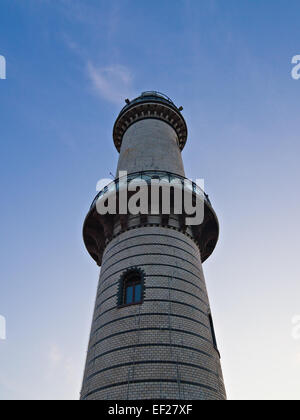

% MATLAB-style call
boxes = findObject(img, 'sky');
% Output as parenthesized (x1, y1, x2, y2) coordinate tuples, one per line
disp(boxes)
(0, 0, 300, 400)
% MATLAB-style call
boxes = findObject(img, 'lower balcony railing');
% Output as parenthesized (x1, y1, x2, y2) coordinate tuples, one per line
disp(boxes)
(90, 171, 211, 210)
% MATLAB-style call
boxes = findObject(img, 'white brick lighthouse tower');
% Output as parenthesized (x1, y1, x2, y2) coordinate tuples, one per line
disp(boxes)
(81, 92, 226, 400)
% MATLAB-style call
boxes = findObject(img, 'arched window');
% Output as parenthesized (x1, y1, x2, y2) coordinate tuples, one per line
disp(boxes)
(118, 269, 144, 307)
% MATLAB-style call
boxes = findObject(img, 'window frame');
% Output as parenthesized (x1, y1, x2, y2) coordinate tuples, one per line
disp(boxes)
(124, 275, 142, 306)
(118, 268, 145, 308)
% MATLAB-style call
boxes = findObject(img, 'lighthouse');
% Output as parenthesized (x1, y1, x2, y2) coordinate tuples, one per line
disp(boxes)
(81, 92, 226, 400)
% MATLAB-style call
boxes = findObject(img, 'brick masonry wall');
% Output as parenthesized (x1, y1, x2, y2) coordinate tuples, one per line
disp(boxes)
(116, 119, 185, 177)
(80, 226, 226, 400)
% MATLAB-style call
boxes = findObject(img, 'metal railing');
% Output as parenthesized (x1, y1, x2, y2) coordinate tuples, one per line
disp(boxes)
(90, 171, 211, 210)
(118, 91, 179, 116)
(141, 91, 175, 104)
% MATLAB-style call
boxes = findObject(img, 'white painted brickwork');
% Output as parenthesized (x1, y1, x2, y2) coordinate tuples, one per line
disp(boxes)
(117, 119, 185, 177)
(81, 226, 226, 400)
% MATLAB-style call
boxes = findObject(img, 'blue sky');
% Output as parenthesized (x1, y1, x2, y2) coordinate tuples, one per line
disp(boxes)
(0, 0, 300, 400)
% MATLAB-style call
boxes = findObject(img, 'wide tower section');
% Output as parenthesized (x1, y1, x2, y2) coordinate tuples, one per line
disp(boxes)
(81, 92, 226, 400)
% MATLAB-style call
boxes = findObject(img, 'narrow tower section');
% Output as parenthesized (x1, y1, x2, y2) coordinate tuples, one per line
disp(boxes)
(81, 92, 226, 400)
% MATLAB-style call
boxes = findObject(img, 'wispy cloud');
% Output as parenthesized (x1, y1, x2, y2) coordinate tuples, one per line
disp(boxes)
(48, 344, 63, 367)
(86, 62, 134, 105)
(46, 343, 81, 397)
(55, 0, 102, 25)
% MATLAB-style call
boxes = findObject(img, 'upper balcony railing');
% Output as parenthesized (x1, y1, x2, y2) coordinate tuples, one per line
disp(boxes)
(117, 91, 180, 116)
(140, 91, 175, 104)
